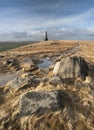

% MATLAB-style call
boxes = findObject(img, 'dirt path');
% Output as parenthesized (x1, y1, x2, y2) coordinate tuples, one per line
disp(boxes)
(62, 44, 81, 55)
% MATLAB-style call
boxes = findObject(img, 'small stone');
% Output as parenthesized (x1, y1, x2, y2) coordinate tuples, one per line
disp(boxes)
(42, 77, 49, 83)
(49, 76, 62, 86)
(49, 65, 54, 71)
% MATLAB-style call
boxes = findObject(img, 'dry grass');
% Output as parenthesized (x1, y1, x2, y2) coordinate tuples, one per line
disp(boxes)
(1, 40, 78, 57)
(0, 40, 94, 130)
(76, 41, 94, 63)
(0, 79, 94, 130)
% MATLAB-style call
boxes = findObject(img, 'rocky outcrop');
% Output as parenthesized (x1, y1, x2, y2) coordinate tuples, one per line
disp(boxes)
(53, 56, 89, 80)
(6, 77, 31, 89)
(3, 58, 20, 71)
(6, 75, 40, 90)
(19, 91, 64, 116)
(3, 58, 17, 66)
(21, 58, 38, 72)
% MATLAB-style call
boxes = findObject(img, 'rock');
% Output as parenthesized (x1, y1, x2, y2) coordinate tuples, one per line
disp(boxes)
(84, 76, 94, 85)
(3, 58, 20, 70)
(55, 56, 63, 62)
(19, 91, 64, 116)
(20, 72, 32, 78)
(0, 55, 4, 58)
(49, 76, 62, 86)
(6, 77, 31, 89)
(3, 59, 16, 66)
(32, 78, 41, 85)
(49, 65, 54, 71)
(53, 61, 61, 75)
(6, 76, 40, 90)
(42, 77, 49, 83)
(3, 59, 15, 65)
(21, 59, 38, 72)
(90, 91, 94, 96)
(53, 56, 89, 80)
(39, 68, 49, 74)
(32, 58, 42, 64)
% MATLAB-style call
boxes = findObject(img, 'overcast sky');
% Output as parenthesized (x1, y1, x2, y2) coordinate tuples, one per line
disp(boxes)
(0, 0, 94, 41)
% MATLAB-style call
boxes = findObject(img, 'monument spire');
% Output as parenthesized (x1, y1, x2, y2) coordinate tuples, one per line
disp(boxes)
(44, 31, 48, 41)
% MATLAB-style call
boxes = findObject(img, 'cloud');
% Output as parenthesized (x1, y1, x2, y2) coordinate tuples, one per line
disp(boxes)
(0, 27, 94, 41)
(0, 1, 94, 41)
(0, 7, 94, 33)
(48, 28, 94, 40)
(0, 31, 45, 41)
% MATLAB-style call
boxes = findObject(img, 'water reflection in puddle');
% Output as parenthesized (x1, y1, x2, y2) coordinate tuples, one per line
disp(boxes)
(38, 59, 53, 68)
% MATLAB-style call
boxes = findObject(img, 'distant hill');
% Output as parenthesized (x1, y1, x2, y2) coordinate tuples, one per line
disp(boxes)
(0, 41, 39, 52)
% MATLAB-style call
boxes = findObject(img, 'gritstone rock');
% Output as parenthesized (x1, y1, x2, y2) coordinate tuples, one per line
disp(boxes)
(6, 76, 40, 90)
(21, 59, 38, 72)
(53, 56, 89, 80)
(3, 58, 17, 66)
(6, 77, 32, 89)
(48, 76, 62, 86)
(3, 58, 20, 71)
(19, 91, 64, 116)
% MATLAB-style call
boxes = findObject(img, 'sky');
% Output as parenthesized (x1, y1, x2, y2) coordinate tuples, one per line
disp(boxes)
(0, 0, 94, 41)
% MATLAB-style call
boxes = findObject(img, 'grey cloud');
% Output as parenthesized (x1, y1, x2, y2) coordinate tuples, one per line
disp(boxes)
(0, 31, 44, 41)
(47, 28, 94, 40)
(0, 28, 94, 41)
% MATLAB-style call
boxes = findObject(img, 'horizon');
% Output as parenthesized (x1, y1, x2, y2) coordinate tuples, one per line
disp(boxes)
(0, 0, 94, 41)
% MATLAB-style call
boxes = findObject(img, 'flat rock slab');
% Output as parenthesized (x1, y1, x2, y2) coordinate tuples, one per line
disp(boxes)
(19, 91, 64, 116)
(0, 71, 20, 87)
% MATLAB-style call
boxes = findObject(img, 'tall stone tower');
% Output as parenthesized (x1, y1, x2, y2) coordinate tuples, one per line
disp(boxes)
(44, 31, 48, 41)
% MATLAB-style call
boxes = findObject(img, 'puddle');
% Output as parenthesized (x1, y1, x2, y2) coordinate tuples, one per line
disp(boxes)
(38, 58, 53, 68)
(0, 58, 53, 87)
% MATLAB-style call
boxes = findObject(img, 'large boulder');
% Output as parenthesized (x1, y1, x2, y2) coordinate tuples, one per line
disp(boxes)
(19, 91, 64, 116)
(53, 56, 89, 80)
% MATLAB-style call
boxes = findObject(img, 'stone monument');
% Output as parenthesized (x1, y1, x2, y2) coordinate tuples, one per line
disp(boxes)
(44, 31, 48, 41)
